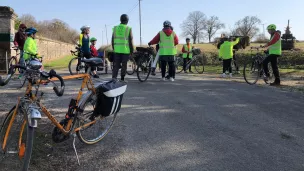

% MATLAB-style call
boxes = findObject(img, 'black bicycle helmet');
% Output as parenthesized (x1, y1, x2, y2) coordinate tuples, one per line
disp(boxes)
(186, 38, 190, 41)
(163, 20, 171, 27)
(120, 14, 129, 23)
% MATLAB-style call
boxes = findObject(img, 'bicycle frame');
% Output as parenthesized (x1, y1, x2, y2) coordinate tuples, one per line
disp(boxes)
(2, 73, 97, 153)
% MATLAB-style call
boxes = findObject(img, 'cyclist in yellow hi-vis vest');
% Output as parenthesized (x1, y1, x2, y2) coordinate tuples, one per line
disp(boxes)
(148, 20, 179, 81)
(261, 24, 281, 86)
(111, 14, 134, 81)
(182, 38, 194, 73)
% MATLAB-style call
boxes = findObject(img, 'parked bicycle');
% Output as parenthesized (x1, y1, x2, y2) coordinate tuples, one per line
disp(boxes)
(243, 47, 274, 85)
(176, 48, 205, 74)
(0, 57, 127, 170)
(134, 46, 155, 82)
(8, 47, 28, 88)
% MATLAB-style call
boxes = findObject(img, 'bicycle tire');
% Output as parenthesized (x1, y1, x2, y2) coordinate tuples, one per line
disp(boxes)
(194, 58, 205, 74)
(126, 57, 136, 75)
(176, 57, 184, 74)
(76, 92, 117, 144)
(69, 57, 86, 75)
(263, 63, 274, 84)
(0, 106, 34, 171)
(136, 58, 152, 82)
(9, 57, 18, 72)
(243, 60, 260, 85)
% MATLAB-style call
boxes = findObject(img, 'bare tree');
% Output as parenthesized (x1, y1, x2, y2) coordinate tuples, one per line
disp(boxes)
(19, 14, 38, 28)
(181, 11, 206, 44)
(205, 16, 225, 43)
(234, 16, 261, 38)
(17, 14, 78, 44)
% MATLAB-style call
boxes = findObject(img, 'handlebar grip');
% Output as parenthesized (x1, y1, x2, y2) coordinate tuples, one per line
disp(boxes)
(49, 71, 65, 97)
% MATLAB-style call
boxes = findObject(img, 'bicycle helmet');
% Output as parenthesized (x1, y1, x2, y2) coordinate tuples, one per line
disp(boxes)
(163, 20, 171, 27)
(186, 38, 190, 41)
(80, 25, 90, 31)
(120, 14, 129, 23)
(25, 27, 38, 35)
(90, 37, 97, 42)
(267, 24, 276, 30)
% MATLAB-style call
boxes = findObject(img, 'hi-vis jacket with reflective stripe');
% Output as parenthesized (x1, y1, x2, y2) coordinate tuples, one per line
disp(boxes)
(113, 24, 131, 54)
(159, 31, 177, 55)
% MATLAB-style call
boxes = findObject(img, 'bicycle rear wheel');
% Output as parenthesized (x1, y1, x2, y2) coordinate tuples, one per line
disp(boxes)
(175, 57, 184, 74)
(126, 57, 136, 75)
(69, 57, 86, 75)
(76, 92, 117, 144)
(0, 106, 34, 171)
(194, 57, 205, 74)
(8, 57, 17, 73)
(263, 63, 274, 84)
(243, 60, 260, 85)
(136, 58, 152, 82)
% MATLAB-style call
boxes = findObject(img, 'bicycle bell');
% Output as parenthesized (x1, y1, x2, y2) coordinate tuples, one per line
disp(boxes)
(28, 59, 42, 70)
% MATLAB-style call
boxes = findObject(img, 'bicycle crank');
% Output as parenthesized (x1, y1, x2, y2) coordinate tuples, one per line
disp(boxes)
(51, 119, 70, 143)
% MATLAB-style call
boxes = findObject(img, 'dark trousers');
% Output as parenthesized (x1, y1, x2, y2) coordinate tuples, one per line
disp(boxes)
(263, 54, 280, 80)
(161, 60, 175, 78)
(183, 58, 192, 71)
(223, 58, 232, 73)
(77, 52, 96, 72)
(112, 53, 129, 79)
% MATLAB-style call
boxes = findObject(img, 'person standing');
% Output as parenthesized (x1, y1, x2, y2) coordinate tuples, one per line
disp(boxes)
(182, 38, 194, 73)
(261, 24, 281, 86)
(218, 37, 240, 78)
(79, 26, 99, 78)
(14, 23, 27, 67)
(111, 14, 134, 81)
(148, 21, 178, 81)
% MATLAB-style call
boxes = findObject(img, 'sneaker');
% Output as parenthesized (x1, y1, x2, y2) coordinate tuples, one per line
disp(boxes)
(170, 77, 175, 82)
(221, 73, 226, 78)
(93, 74, 99, 78)
(189, 71, 193, 73)
(229, 73, 233, 78)
(184, 71, 188, 73)
(263, 76, 269, 82)
(161, 77, 166, 81)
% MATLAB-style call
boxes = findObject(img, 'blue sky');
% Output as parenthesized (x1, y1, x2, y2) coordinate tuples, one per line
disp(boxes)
(2, 0, 304, 47)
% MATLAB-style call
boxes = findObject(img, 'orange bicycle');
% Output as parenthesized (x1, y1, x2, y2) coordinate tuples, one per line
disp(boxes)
(0, 58, 127, 170)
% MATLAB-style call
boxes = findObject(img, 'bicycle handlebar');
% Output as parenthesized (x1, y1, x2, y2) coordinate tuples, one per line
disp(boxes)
(48, 69, 65, 97)
(0, 66, 65, 97)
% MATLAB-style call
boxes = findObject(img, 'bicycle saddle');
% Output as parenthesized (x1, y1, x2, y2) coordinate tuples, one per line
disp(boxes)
(82, 58, 103, 66)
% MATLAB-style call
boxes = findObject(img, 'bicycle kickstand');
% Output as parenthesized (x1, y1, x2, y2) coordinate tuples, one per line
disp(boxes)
(72, 133, 80, 165)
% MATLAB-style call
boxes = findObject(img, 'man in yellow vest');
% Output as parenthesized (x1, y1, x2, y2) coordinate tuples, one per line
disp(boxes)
(148, 20, 179, 81)
(182, 38, 194, 73)
(111, 14, 134, 81)
(261, 24, 281, 86)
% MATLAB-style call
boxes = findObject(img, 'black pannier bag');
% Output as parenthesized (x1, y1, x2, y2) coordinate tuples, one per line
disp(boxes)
(93, 80, 127, 117)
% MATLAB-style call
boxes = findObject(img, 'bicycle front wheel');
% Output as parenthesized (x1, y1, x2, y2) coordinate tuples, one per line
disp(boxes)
(194, 57, 205, 74)
(136, 58, 152, 82)
(126, 57, 136, 75)
(76, 92, 117, 144)
(243, 60, 260, 85)
(69, 57, 86, 75)
(0, 106, 35, 171)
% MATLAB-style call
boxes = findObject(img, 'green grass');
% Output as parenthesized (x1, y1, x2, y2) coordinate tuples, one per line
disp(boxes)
(43, 55, 75, 69)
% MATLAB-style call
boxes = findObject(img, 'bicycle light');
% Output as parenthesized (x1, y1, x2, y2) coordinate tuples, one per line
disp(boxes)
(28, 59, 42, 70)
(28, 107, 42, 128)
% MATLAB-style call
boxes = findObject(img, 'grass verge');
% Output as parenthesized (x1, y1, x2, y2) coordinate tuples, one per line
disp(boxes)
(43, 55, 74, 69)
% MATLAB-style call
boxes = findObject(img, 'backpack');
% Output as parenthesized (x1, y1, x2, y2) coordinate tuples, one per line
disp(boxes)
(93, 80, 127, 117)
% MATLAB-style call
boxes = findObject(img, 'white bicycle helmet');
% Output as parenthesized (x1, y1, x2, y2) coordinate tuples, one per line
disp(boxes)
(80, 25, 90, 31)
